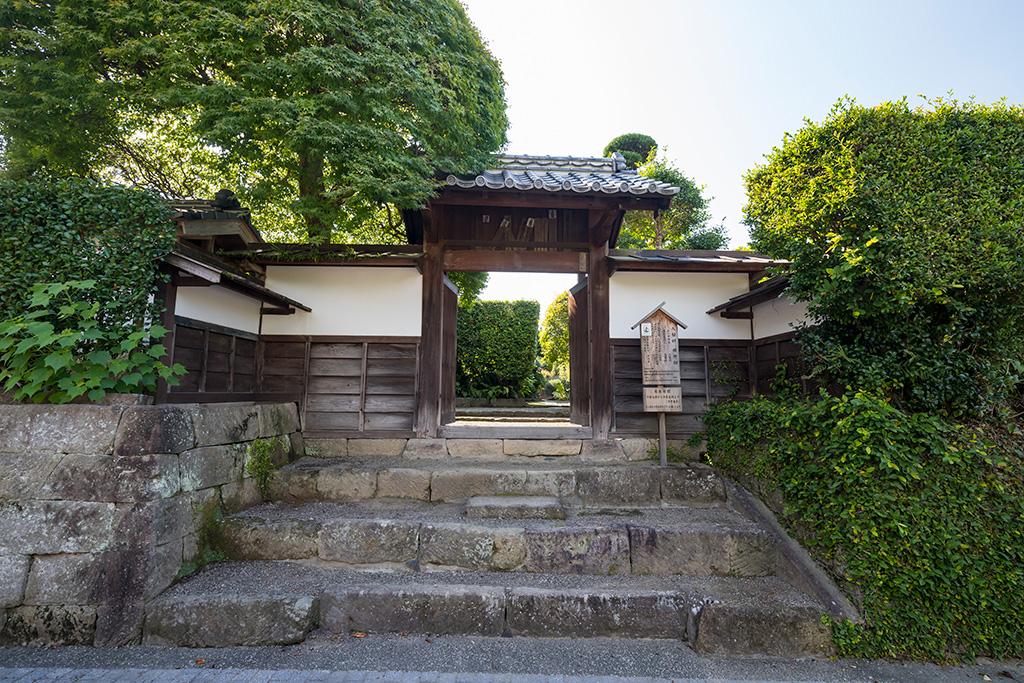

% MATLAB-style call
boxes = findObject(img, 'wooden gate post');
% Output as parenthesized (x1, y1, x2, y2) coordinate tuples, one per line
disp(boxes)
(415, 214, 445, 438)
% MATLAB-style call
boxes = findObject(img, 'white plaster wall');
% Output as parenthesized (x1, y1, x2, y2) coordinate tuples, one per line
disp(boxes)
(261, 266, 422, 336)
(752, 296, 810, 339)
(174, 285, 262, 334)
(609, 272, 752, 339)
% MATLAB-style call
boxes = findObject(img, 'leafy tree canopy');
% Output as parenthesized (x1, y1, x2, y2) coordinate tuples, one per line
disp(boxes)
(448, 271, 490, 305)
(617, 149, 727, 250)
(603, 133, 657, 169)
(746, 97, 1024, 417)
(539, 291, 570, 378)
(0, 0, 509, 243)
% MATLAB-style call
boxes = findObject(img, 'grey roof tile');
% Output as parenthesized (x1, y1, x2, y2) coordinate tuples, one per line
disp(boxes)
(446, 153, 680, 197)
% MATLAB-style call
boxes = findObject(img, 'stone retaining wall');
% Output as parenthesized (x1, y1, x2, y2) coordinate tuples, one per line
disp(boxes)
(0, 401, 302, 646)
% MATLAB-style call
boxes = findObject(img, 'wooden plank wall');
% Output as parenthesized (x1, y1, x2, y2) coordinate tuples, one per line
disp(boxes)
(752, 331, 806, 394)
(262, 336, 419, 436)
(167, 316, 260, 401)
(610, 338, 753, 437)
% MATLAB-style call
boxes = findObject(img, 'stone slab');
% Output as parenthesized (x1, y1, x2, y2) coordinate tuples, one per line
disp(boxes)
(419, 523, 526, 571)
(222, 517, 320, 561)
(507, 588, 687, 638)
(402, 438, 448, 459)
(446, 439, 504, 459)
(257, 403, 300, 438)
(575, 468, 660, 504)
(23, 553, 98, 605)
(316, 467, 377, 501)
(191, 403, 259, 448)
(0, 500, 116, 554)
(377, 468, 431, 500)
(660, 466, 726, 504)
(430, 469, 575, 502)
(0, 555, 30, 607)
(1, 604, 97, 645)
(221, 479, 263, 513)
(502, 439, 582, 457)
(347, 439, 407, 458)
(320, 584, 506, 636)
(28, 405, 124, 454)
(693, 600, 832, 656)
(113, 405, 195, 457)
(0, 452, 63, 500)
(179, 444, 243, 492)
(464, 496, 565, 520)
(41, 453, 181, 503)
(304, 438, 347, 458)
(524, 528, 630, 575)
(628, 526, 774, 577)
(318, 519, 419, 564)
(145, 595, 317, 646)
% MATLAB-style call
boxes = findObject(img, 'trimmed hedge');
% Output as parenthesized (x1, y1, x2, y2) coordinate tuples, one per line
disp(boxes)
(456, 300, 540, 399)
(0, 177, 177, 329)
(703, 390, 1024, 662)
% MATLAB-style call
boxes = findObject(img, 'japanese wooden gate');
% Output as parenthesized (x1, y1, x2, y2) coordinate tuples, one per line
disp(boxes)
(409, 189, 671, 440)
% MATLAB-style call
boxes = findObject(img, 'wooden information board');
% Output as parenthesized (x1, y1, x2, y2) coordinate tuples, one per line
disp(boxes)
(631, 303, 687, 466)
(643, 385, 683, 412)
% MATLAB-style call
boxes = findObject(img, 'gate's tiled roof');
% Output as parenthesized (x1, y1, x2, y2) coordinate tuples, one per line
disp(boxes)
(445, 154, 681, 196)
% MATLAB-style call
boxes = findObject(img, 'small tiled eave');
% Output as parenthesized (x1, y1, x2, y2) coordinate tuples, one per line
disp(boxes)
(164, 243, 311, 314)
(707, 276, 791, 316)
(609, 250, 788, 274)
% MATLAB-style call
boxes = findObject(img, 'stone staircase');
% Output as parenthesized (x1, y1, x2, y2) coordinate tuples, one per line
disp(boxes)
(142, 447, 835, 656)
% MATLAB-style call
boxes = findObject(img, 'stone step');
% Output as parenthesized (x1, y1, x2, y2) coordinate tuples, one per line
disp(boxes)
(220, 501, 776, 577)
(465, 495, 565, 520)
(271, 458, 726, 507)
(144, 561, 832, 656)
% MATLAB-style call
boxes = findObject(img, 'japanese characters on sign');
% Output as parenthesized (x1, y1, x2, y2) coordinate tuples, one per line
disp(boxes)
(633, 305, 686, 413)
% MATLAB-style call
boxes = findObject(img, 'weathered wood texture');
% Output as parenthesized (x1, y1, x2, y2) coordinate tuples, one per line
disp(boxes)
(568, 278, 590, 426)
(752, 331, 806, 394)
(611, 338, 752, 437)
(168, 317, 260, 401)
(440, 277, 458, 425)
(261, 336, 420, 434)
(438, 206, 589, 249)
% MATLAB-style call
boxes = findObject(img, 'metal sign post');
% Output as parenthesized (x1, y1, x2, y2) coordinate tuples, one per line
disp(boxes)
(631, 303, 686, 466)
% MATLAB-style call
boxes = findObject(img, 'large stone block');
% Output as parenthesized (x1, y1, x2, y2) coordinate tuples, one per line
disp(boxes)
(258, 402, 301, 438)
(347, 438, 407, 457)
(377, 468, 431, 500)
(419, 523, 526, 571)
(23, 553, 98, 605)
(693, 601, 832, 656)
(507, 588, 686, 638)
(304, 438, 347, 458)
(503, 439, 582, 457)
(0, 501, 116, 554)
(446, 439, 504, 459)
(144, 539, 184, 600)
(145, 595, 317, 646)
(402, 438, 448, 459)
(0, 555, 29, 607)
(628, 526, 775, 577)
(222, 517, 320, 560)
(179, 444, 244, 492)
(113, 405, 195, 457)
(1, 604, 97, 645)
(269, 467, 319, 503)
(524, 527, 630, 575)
(318, 520, 419, 564)
(191, 403, 259, 447)
(320, 584, 505, 636)
(41, 454, 180, 502)
(464, 496, 565, 520)
(221, 479, 263, 513)
(616, 438, 655, 462)
(0, 451, 63, 500)
(429, 468, 575, 502)
(575, 467, 660, 504)
(660, 465, 726, 504)
(580, 440, 627, 462)
(316, 467, 377, 501)
(0, 405, 31, 451)
(28, 405, 124, 454)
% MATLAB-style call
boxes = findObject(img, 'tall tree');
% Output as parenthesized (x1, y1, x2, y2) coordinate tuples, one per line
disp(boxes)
(539, 291, 570, 379)
(0, 0, 508, 243)
(616, 149, 727, 250)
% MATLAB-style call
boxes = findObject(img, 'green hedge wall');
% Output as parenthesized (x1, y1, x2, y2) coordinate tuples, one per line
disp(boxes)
(456, 300, 540, 399)
(0, 177, 177, 329)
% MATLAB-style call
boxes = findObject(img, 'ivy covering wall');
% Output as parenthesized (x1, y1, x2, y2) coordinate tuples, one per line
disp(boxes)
(0, 177, 177, 328)
(456, 300, 540, 399)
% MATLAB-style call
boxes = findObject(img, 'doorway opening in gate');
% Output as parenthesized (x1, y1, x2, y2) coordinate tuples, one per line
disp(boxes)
(444, 271, 589, 430)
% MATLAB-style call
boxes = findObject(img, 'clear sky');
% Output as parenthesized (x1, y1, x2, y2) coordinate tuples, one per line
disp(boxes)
(467, 0, 1024, 308)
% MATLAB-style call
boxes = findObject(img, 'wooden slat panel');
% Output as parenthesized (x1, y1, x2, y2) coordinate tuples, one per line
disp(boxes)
(262, 357, 306, 375)
(233, 374, 255, 392)
(236, 339, 257, 358)
(308, 358, 363, 376)
(174, 372, 200, 392)
(307, 376, 362, 394)
(234, 355, 256, 376)
(173, 347, 204, 371)
(304, 411, 359, 430)
(263, 342, 307, 358)
(205, 372, 230, 392)
(206, 351, 230, 374)
(365, 376, 416, 395)
(708, 346, 752, 361)
(614, 396, 706, 413)
(367, 343, 418, 359)
(364, 412, 414, 430)
(208, 333, 232, 354)
(366, 357, 417, 376)
(262, 375, 302, 392)
(364, 395, 416, 412)
(174, 326, 205, 350)
(309, 343, 364, 359)
(305, 394, 361, 411)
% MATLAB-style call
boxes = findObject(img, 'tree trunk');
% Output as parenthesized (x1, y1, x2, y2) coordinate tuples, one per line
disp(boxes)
(654, 211, 665, 249)
(298, 148, 329, 243)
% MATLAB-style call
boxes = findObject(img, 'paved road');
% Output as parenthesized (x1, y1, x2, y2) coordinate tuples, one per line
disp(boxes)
(0, 633, 1020, 683)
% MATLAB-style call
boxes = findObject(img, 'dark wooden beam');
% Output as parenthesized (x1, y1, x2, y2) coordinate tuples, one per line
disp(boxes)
(260, 306, 295, 315)
(153, 267, 177, 404)
(720, 310, 754, 319)
(432, 189, 668, 212)
(415, 214, 445, 438)
(443, 249, 587, 273)
(611, 259, 777, 273)
(588, 240, 613, 439)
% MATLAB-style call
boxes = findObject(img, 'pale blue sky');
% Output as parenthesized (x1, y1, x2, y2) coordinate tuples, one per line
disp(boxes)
(466, 0, 1024, 308)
